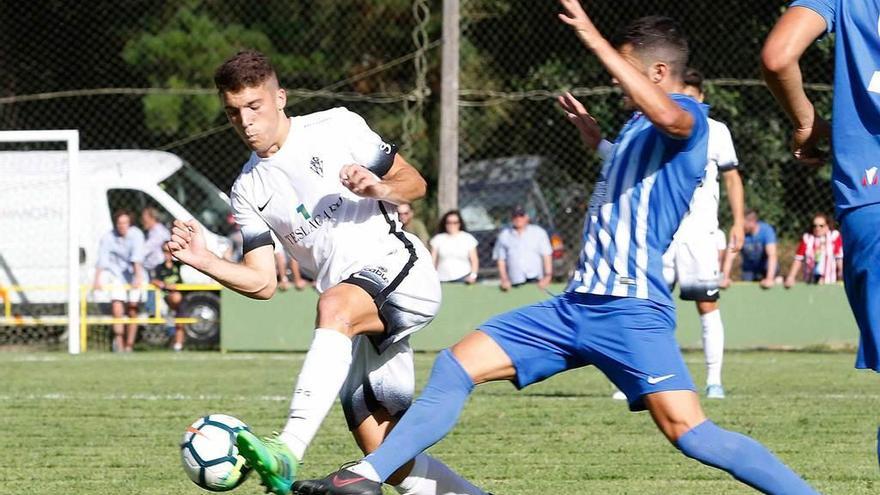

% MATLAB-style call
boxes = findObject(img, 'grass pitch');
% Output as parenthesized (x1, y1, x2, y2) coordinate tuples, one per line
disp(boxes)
(1, 350, 877, 494)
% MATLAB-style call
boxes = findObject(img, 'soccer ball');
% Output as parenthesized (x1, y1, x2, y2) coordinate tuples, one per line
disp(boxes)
(180, 414, 252, 491)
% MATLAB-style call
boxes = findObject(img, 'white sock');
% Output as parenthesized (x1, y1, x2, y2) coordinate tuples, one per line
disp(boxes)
(349, 460, 382, 482)
(279, 328, 352, 460)
(393, 454, 487, 495)
(700, 309, 724, 386)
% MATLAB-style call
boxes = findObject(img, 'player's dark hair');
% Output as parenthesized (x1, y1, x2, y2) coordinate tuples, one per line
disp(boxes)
(612, 16, 689, 80)
(745, 208, 759, 218)
(214, 50, 277, 93)
(683, 67, 704, 92)
(438, 210, 467, 235)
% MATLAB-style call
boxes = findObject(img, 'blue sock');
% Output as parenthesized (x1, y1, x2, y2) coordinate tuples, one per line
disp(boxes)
(364, 349, 474, 481)
(876, 426, 879, 470)
(676, 420, 818, 494)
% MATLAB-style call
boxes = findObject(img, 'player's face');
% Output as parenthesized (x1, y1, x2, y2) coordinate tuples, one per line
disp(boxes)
(614, 44, 647, 110)
(222, 80, 287, 156)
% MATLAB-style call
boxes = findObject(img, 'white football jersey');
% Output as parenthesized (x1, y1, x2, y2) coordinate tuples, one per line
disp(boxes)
(676, 117, 739, 237)
(230, 107, 419, 292)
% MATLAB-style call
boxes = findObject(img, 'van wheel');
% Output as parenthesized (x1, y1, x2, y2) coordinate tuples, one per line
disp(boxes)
(179, 291, 220, 346)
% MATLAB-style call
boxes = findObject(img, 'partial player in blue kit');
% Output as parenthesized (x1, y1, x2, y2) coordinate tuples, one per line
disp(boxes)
(762, 0, 880, 467)
(290, 2, 820, 494)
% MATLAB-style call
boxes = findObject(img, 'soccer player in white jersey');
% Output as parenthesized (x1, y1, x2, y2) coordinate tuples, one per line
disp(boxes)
(165, 50, 485, 495)
(664, 68, 745, 399)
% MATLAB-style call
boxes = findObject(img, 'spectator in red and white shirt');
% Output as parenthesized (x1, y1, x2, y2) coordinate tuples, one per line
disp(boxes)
(784, 212, 843, 287)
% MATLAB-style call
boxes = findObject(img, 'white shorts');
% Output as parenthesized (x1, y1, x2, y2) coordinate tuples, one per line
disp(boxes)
(338, 236, 440, 429)
(663, 230, 722, 302)
(341, 236, 441, 352)
(95, 271, 142, 304)
(339, 336, 415, 430)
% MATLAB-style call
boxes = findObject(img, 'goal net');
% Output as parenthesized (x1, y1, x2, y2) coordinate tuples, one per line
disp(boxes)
(0, 131, 81, 353)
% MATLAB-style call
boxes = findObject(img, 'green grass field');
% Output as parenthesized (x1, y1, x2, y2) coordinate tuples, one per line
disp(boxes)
(1, 350, 877, 495)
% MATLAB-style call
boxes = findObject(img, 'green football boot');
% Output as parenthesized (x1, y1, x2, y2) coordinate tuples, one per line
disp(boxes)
(236, 430, 299, 495)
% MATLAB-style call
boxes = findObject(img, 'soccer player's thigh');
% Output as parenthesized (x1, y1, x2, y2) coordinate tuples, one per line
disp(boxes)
(341, 255, 442, 448)
(677, 234, 721, 303)
(478, 295, 586, 389)
(583, 298, 697, 413)
(342, 336, 415, 454)
(841, 204, 880, 371)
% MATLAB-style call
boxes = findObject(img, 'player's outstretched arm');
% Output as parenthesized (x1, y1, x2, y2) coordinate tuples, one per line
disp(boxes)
(340, 154, 426, 205)
(558, 0, 693, 139)
(762, 7, 830, 165)
(165, 219, 277, 300)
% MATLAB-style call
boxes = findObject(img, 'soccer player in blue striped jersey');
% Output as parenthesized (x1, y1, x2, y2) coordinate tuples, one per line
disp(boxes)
(291, 2, 820, 494)
(762, 0, 880, 468)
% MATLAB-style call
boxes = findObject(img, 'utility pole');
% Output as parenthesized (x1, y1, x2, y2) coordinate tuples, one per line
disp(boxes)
(438, 0, 460, 213)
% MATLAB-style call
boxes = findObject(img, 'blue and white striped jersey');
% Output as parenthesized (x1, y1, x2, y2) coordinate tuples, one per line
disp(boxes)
(566, 95, 709, 306)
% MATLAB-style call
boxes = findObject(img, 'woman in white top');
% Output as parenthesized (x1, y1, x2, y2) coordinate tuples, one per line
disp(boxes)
(430, 210, 479, 283)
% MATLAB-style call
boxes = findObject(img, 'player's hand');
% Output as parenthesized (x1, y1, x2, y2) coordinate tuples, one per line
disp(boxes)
(759, 277, 775, 290)
(93, 278, 103, 291)
(791, 114, 830, 166)
(558, 92, 602, 150)
(500, 280, 512, 292)
(728, 223, 744, 253)
(133, 275, 143, 288)
(784, 277, 795, 289)
(166, 220, 210, 271)
(294, 278, 308, 291)
(719, 276, 731, 290)
(278, 277, 290, 292)
(340, 164, 388, 198)
(558, 0, 599, 39)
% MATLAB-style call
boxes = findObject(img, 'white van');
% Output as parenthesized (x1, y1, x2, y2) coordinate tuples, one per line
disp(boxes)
(0, 149, 233, 344)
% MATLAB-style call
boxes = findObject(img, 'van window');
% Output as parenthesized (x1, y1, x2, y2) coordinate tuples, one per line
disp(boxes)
(159, 164, 233, 236)
(106, 189, 173, 229)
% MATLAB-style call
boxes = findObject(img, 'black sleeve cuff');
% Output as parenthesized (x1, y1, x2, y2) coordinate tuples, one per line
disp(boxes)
(242, 231, 275, 255)
(367, 143, 397, 178)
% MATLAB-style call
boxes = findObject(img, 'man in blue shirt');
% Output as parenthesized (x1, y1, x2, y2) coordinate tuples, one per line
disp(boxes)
(290, 2, 819, 494)
(730, 209, 778, 288)
(493, 206, 553, 290)
(763, 0, 880, 466)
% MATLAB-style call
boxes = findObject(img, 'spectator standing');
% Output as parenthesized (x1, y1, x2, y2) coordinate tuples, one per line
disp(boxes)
(140, 207, 171, 272)
(493, 206, 552, 291)
(784, 213, 843, 287)
(722, 209, 778, 288)
(430, 210, 479, 284)
(94, 210, 145, 352)
(397, 202, 430, 248)
(151, 250, 185, 351)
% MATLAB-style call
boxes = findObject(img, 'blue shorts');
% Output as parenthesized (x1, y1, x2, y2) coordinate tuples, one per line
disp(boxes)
(841, 203, 880, 372)
(480, 292, 695, 411)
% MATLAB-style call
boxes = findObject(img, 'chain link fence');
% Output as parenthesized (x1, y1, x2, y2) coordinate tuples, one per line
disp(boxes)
(457, 0, 835, 277)
(0, 1, 835, 349)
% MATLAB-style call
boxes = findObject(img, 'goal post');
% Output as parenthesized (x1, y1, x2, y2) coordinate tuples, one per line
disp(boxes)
(0, 130, 80, 354)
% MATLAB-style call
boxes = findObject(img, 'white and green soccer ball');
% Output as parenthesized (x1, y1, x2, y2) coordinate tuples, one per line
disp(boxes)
(180, 414, 251, 491)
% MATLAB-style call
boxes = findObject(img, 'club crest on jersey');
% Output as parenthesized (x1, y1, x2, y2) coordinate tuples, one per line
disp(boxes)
(310, 156, 324, 177)
(862, 166, 879, 186)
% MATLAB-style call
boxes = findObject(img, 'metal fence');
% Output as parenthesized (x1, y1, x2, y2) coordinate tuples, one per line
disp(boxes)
(0, 1, 836, 348)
